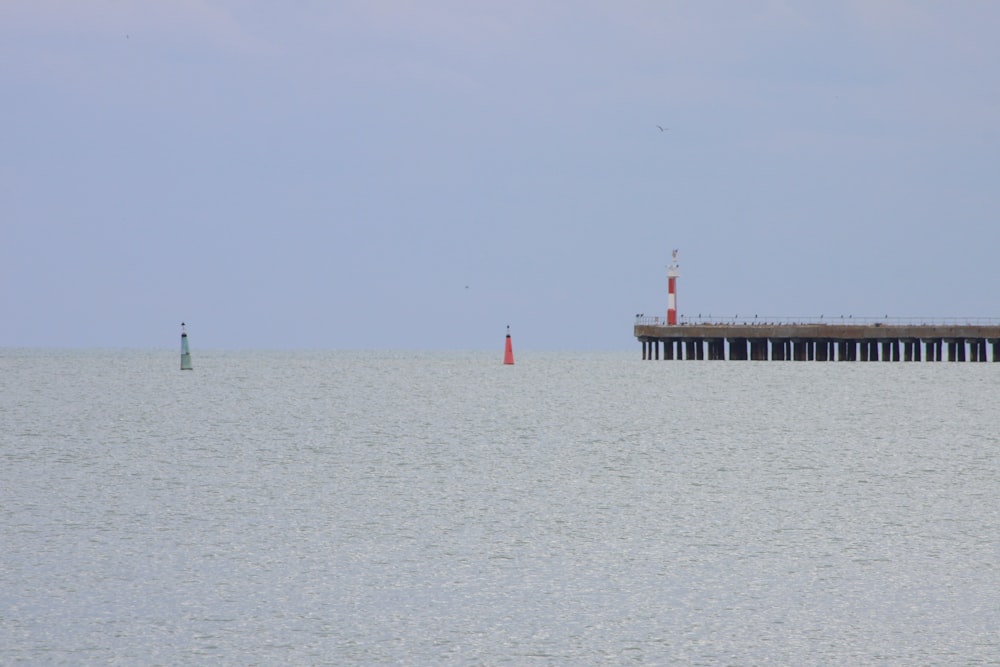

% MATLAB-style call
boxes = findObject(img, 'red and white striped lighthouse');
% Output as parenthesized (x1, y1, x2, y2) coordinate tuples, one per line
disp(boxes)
(667, 249, 679, 325)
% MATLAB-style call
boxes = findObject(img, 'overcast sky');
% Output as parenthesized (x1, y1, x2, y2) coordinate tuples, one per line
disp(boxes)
(3, 1, 998, 350)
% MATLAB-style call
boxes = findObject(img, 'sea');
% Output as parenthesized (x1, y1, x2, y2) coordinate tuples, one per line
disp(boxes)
(2, 348, 999, 666)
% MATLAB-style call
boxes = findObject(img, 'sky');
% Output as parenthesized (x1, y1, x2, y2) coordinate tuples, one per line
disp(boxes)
(3, 1, 999, 350)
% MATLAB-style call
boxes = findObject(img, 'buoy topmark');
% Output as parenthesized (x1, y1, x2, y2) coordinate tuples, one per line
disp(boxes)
(180, 322, 193, 370)
(504, 325, 514, 365)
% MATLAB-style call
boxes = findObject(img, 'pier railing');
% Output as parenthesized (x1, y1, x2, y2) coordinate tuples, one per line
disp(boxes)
(634, 315, 1000, 327)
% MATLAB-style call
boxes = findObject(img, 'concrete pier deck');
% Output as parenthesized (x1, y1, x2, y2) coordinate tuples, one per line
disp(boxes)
(634, 317, 1000, 362)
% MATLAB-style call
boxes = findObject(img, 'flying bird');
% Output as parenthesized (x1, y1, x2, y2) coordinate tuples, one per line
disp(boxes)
(657, 125, 668, 132)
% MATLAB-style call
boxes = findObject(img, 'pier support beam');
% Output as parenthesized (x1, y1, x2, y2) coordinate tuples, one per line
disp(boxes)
(903, 339, 921, 362)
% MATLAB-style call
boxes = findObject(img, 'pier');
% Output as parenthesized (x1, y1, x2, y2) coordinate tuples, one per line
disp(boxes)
(635, 316, 1000, 362)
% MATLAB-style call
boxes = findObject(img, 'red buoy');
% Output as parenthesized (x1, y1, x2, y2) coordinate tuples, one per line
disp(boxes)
(504, 325, 514, 365)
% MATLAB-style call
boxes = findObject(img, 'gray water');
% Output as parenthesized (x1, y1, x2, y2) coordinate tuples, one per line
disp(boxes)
(2, 349, 999, 665)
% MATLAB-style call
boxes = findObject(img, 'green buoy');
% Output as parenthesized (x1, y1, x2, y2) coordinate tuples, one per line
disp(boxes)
(180, 322, 193, 370)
